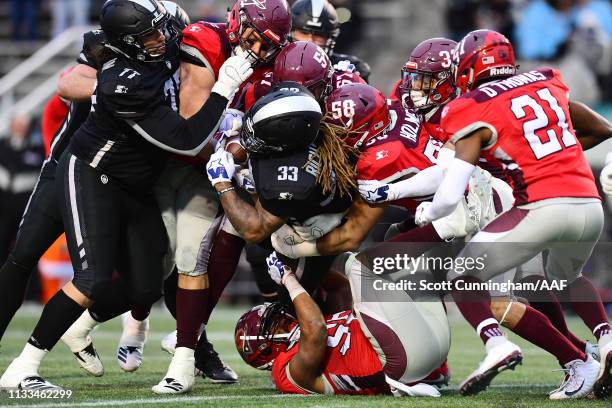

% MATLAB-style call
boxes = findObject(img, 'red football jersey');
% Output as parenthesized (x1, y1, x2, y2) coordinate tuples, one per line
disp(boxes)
(357, 98, 443, 212)
(181, 22, 232, 79)
(441, 68, 599, 205)
(271, 310, 389, 395)
(41, 94, 69, 157)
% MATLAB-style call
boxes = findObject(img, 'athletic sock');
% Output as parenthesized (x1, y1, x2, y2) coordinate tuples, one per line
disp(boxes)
(512, 306, 585, 366)
(516, 275, 586, 351)
(28, 290, 85, 351)
(0, 259, 34, 340)
(203, 230, 245, 324)
(564, 277, 610, 338)
(176, 287, 209, 349)
(450, 276, 502, 345)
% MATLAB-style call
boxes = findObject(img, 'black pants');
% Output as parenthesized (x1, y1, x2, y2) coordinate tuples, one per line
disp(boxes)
(57, 152, 166, 304)
(6, 160, 65, 269)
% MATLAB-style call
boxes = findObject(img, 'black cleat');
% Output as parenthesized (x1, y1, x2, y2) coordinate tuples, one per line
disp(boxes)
(194, 331, 238, 384)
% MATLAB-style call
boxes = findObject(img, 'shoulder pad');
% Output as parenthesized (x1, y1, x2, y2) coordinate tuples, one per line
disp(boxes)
(97, 61, 156, 119)
(77, 29, 105, 68)
(180, 22, 230, 77)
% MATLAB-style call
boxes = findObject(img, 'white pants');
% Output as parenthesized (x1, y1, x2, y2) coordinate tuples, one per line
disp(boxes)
(344, 254, 450, 383)
(449, 199, 603, 283)
(154, 159, 219, 277)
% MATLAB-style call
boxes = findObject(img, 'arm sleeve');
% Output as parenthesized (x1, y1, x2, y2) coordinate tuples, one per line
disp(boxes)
(390, 165, 444, 199)
(126, 92, 228, 156)
(425, 158, 475, 222)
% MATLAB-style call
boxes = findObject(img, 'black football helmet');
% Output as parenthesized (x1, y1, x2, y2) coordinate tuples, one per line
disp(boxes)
(100, 0, 180, 62)
(291, 0, 340, 54)
(160, 1, 190, 30)
(241, 82, 323, 156)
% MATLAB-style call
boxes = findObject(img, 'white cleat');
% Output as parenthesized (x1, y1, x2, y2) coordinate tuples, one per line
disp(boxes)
(594, 334, 611, 399)
(386, 376, 440, 397)
(117, 313, 149, 372)
(161, 330, 177, 355)
(61, 310, 103, 376)
(549, 355, 600, 400)
(152, 347, 195, 394)
(459, 337, 523, 396)
(585, 340, 600, 361)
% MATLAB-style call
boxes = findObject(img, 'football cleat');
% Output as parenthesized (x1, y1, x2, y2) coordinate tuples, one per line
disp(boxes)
(594, 335, 611, 399)
(459, 338, 522, 396)
(152, 347, 195, 394)
(549, 355, 600, 400)
(195, 333, 239, 383)
(17, 376, 62, 390)
(117, 313, 149, 372)
(585, 340, 600, 361)
(61, 310, 103, 376)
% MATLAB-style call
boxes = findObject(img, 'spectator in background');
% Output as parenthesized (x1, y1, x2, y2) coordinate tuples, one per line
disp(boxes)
(10, 0, 41, 40)
(514, 0, 604, 104)
(0, 114, 44, 264)
(51, 0, 91, 38)
(515, 0, 575, 61)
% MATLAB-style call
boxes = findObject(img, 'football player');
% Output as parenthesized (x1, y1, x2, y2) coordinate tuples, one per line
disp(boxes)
(234, 251, 448, 396)
(416, 29, 612, 399)
(0, 0, 252, 391)
(290, 0, 371, 82)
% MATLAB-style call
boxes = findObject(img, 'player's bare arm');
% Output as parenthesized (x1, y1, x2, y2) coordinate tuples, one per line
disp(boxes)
(569, 100, 612, 150)
(179, 61, 215, 118)
(214, 181, 285, 243)
(57, 64, 96, 101)
(316, 198, 383, 255)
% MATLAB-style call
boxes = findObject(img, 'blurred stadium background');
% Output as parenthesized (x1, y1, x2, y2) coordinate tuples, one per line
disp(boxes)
(0, 0, 611, 306)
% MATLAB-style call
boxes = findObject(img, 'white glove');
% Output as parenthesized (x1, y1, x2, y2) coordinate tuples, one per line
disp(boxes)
(219, 109, 244, 137)
(234, 167, 256, 193)
(266, 251, 293, 285)
(212, 54, 253, 99)
(206, 149, 235, 186)
(386, 376, 440, 398)
(333, 59, 356, 73)
(600, 152, 612, 196)
(271, 225, 320, 259)
(414, 202, 432, 227)
(291, 213, 345, 241)
(359, 179, 397, 203)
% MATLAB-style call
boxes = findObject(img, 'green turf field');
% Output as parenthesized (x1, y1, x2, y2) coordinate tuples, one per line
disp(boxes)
(0, 304, 608, 408)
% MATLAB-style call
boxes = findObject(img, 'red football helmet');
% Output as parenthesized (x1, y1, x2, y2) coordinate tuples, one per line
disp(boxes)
(401, 37, 457, 112)
(273, 41, 334, 102)
(453, 29, 517, 94)
(227, 0, 292, 65)
(324, 83, 391, 149)
(234, 303, 298, 370)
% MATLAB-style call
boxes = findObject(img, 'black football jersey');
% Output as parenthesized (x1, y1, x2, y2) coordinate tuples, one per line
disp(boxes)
(48, 30, 105, 163)
(69, 52, 181, 192)
(330, 52, 371, 83)
(250, 143, 353, 222)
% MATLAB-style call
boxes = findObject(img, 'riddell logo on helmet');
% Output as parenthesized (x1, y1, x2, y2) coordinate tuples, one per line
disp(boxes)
(242, 0, 267, 9)
(490, 66, 514, 76)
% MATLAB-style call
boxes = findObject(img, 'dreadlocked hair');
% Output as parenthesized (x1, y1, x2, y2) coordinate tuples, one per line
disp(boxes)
(315, 120, 359, 198)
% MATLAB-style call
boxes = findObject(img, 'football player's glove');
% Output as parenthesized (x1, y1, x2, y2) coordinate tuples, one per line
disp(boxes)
(206, 150, 235, 186)
(359, 179, 397, 203)
(211, 55, 253, 99)
(234, 167, 256, 194)
(415, 202, 433, 227)
(219, 109, 244, 138)
(599, 152, 612, 196)
(266, 252, 293, 285)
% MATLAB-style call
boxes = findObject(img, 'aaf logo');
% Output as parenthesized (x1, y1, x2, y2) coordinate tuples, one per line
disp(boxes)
(242, 0, 267, 9)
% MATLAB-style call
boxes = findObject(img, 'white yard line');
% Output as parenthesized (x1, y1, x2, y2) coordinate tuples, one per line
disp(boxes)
(1, 393, 304, 408)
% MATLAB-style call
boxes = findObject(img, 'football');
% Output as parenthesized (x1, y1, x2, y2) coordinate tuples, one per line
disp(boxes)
(225, 135, 248, 164)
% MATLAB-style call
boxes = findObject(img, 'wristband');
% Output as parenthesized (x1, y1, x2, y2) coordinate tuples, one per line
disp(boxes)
(217, 186, 235, 196)
(282, 273, 306, 301)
